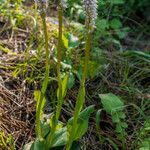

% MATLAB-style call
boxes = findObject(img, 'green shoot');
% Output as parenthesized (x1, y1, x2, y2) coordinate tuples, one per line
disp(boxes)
(35, 5, 50, 138)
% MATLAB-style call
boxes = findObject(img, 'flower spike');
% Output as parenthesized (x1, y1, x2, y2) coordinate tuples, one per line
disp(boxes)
(83, 0, 98, 28)
(60, 0, 68, 8)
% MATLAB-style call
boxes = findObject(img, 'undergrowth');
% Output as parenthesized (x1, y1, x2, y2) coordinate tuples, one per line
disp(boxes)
(0, 0, 150, 150)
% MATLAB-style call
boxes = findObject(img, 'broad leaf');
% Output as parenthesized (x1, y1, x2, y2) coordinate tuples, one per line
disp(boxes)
(33, 139, 45, 150)
(23, 139, 45, 150)
(110, 19, 122, 29)
(57, 74, 69, 99)
(67, 105, 94, 140)
(51, 127, 68, 148)
(34, 91, 46, 116)
(62, 74, 69, 98)
(99, 93, 124, 114)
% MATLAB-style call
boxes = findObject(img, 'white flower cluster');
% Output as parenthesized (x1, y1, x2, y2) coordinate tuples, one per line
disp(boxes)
(34, 0, 48, 13)
(60, 0, 68, 8)
(83, 0, 98, 28)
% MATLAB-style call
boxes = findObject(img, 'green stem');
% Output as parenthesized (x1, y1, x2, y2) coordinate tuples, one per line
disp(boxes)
(35, 11, 50, 138)
(66, 25, 91, 150)
(45, 6, 63, 149)
(56, 6, 63, 121)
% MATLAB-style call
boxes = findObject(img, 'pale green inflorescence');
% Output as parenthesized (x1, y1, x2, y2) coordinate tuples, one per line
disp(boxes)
(83, 0, 98, 28)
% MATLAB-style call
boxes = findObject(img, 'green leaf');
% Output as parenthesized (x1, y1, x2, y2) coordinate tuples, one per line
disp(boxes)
(23, 139, 45, 150)
(118, 111, 126, 119)
(68, 73, 75, 89)
(62, 74, 69, 98)
(62, 34, 69, 49)
(49, 114, 63, 131)
(112, 113, 120, 123)
(41, 65, 50, 94)
(12, 68, 21, 77)
(110, 19, 122, 29)
(40, 114, 55, 138)
(99, 93, 124, 114)
(67, 105, 94, 140)
(120, 122, 128, 129)
(115, 124, 123, 133)
(51, 127, 68, 148)
(41, 120, 50, 138)
(33, 139, 45, 150)
(96, 110, 102, 129)
(117, 31, 127, 39)
(96, 19, 108, 32)
(71, 85, 86, 116)
(57, 74, 69, 100)
(34, 91, 46, 116)
(76, 66, 83, 81)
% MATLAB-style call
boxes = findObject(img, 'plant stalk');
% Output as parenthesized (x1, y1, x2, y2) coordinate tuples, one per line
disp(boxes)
(66, 23, 92, 150)
(35, 10, 50, 138)
(45, 6, 63, 149)
(56, 6, 63, 120)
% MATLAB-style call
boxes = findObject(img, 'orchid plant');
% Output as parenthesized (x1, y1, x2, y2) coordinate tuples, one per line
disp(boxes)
(24, 0, 97, 149)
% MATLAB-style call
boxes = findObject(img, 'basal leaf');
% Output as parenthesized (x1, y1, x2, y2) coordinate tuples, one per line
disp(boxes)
(51, 127, 68, 148)
(67, 105, 94, 140)
(99, 93, 124, 114)
(23, 139, 45, 150)
(62, 74, 69, 98)
(34, 90, 46, 116)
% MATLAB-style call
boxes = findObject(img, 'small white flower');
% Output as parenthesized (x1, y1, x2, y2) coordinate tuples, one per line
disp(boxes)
(83, 0, 98, 28)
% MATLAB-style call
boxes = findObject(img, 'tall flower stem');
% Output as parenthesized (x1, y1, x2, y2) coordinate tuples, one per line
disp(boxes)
(56, 6, 63, 120)
(45, 5, 63, 149)
(66, 22, 92, 150)
(35, 9, 50, 138)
